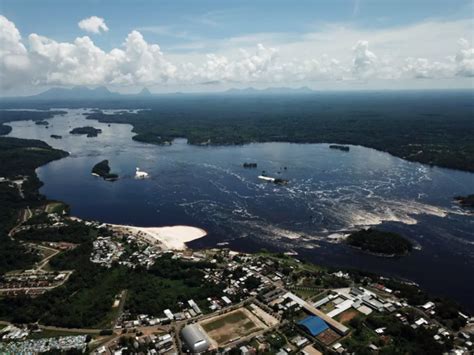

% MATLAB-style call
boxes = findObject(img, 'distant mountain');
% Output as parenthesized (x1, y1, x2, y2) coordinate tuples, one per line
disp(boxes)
(31, 86, 121, 100)
(136, 87, 152, 97)
(224, 86, 314, 95)
(2, 85, 315, 102)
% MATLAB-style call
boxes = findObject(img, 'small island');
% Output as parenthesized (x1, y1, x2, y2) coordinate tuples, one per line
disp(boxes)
(35, 120, 49, 126)
(274, 178, 289, 185)
(50, 134, 62, 139)
(454, 194, 474, 208)
(243, 162, 257, 168)
(92, 160, 118, 181)
(347, 228, 413, 256)
(70, 126, 102, 137)
(329, 144, 350, 152)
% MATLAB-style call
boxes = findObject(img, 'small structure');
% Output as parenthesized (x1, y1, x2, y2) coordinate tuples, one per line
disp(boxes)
(181, 324, 210, 353)
(301, 345, 323, 355)
(164, 309, 174, 320)
(298, 316, 329, 337)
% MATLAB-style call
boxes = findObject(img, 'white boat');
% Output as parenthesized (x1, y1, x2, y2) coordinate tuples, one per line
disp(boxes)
(258, 175, 275, 182)
(135, 167, 149, 179)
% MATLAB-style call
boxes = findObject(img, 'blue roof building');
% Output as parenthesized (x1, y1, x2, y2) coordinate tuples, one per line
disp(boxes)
(298, 316, 329, 336)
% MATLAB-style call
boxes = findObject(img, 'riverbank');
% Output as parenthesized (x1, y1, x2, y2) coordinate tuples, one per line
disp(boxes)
(107, 224, 207, 250)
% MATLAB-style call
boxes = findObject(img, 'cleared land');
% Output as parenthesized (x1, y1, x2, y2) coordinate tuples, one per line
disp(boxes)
(316, 328, 340, 346)
(201, 308, 266, 346)
(336, 309, 360, 325)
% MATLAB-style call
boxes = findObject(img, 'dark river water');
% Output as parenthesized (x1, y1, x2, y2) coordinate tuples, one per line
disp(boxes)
(7, 109, 474, 311)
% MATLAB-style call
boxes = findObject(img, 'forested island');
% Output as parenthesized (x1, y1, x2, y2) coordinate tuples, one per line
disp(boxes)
(454, 194, 474, 208)
(70, 126, 102, 137)
(243, 162, 258, 168)
(35, 120, 49, 126)
(50, 134, 62, 139)
(329, 144, 350, 152)
(92, 160, 118, 181)
(347, 228, 413, 256)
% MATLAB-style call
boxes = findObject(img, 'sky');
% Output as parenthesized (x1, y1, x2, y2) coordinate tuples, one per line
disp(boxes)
(0, 0, 473, 95)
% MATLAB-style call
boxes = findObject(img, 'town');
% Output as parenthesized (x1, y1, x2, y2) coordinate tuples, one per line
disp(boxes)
(1, 215, 473, 354)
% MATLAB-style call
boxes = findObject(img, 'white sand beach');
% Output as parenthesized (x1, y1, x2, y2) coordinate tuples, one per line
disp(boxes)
(108, 224, 207, 250)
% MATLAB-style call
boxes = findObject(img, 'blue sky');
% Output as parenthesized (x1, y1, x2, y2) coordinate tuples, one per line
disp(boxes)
(1, 0, 473, 94)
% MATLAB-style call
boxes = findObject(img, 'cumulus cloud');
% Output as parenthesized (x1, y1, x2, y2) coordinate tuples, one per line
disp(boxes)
(402, 58, 450, 79)
(0, 15, 473, 91)
(455, 38, 474, 77)
(352, 40, 378, 78)
(25, 30, 176, 86)
(78, 16, 109, 34)
(0, 15, 30, 89)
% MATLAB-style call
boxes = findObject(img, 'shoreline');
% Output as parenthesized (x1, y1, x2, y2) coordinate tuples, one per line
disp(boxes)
(106, 223, 207, 251)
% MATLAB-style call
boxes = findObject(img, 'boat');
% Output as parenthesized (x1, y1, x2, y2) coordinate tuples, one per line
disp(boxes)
(258, 175, 275, 182)
(135, 167, 149, 179)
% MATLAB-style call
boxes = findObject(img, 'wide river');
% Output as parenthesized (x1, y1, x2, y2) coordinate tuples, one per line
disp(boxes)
(7, 109, 474, 310)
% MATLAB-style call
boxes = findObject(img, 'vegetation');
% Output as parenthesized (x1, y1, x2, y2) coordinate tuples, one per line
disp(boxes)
(0, 137, 68, 177)
(125, 255, 224, 317)
(71, 91, 474, 172)
(347, 228, 413, 256)
(454, 194, 474, 208)
(69, 126, 102, 137)
(243, 162, 257, 168)
(16, 221, 97, 243)
(329, 144, 350, 151)
(342, 313, 452, 355)
(0, 110, 65, 136)
(92, 160, 118, 181)
(0, 137, 68, 274)
(50, 134, 62, 139)
(0, 248, 223, 327)
(0, 125, 11, 135)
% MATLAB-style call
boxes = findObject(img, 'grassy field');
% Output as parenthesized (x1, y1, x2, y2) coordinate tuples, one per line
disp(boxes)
(292, 287, 322, 300)
(45, 202, 67, 214)
(201, 308, 263, 345)
(320, 302, 336, 314)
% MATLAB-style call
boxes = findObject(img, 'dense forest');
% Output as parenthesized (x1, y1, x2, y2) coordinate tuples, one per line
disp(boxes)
(78, 91, 474, 172)
(1, 91, 473, 171)
(15, 221, 97, 243)
(0, 244, 224, 327)
(0, 137, 68, 274)
(347, 228, 413, 256)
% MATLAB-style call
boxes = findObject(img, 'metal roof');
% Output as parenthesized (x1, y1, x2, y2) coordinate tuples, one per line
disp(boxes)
(298, 316, 329, 336)
(181, 324, 210, 353)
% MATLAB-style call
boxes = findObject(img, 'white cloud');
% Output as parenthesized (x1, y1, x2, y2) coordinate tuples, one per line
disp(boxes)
(352, 40, 378, 78)
(455, 38, 474, 77)
(0, 15, 473, 92)
(78, 16, 109, 34)
(25, 30, 176, 86)
(402, 57, 450, 79)
(0, 15, 30, 89)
